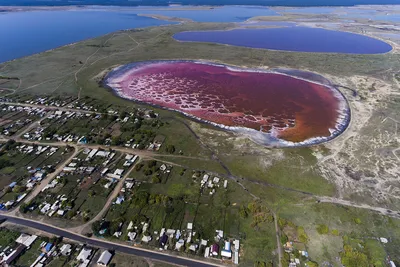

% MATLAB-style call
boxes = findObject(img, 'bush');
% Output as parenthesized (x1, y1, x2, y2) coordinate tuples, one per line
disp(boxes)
(340, 245, 369, 267)
(165, 145, 175, 154)
(307, 261, 319, 267)
(143, 169, 153, 176)
(280, 233, 288, 244)
(316, 224, 329, 235)
(354, 218, 362, 224)
(331, 229, 340, 236)
(297, 226, 309, 243)
(239, 205, 249, 219)
(152, 175, 161, 183)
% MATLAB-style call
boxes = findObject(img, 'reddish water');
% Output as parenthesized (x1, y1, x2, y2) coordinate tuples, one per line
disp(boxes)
(107, 61, 343, 143)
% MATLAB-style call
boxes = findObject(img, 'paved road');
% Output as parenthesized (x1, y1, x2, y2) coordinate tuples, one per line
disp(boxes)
(0, 214, 222, 267)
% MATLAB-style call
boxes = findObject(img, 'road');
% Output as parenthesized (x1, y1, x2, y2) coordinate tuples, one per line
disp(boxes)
(21, 146, 80, 206)
(69, 159, 142, 234)
(0, 214, 222, 267)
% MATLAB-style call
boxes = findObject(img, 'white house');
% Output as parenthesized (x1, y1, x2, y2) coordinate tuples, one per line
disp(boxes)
(97, 250, 113, 266)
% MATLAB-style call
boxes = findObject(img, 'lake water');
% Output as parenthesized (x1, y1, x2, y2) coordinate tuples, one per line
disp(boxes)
(0, 6, 278, 63)
(105, 60, 350, 146)
(173, 27, 393, 54)
(136, 6, 278, 22)
(0, 10, 175, 63)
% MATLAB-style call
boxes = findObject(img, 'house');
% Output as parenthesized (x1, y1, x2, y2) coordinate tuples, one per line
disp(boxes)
(141, 235, 152, 243)
(44, 243, 53, 252)
(128, 232, 137, 241)
(175, 239, 185, 250)
(221, 241, 232, 258)
(234, 251, 239, 265)
(187, 223, 193, 230)
(40, 203, 51, 214)
(76, 247, 92, 262)
(233, 239, 240, 251)
(215, 230, 223, 240)
(16, 234, 37, 247)
(96, 151, 110, 157)
(211, 244, 219, 256)
(189, 244, 197, 252)
(97, 250, 113, 266)
(127, 221, 134, 231)
(159, 234, 168, 247)
(380, 237, 388, 243)
(3, 244, 26, 265)
(60, 244, 72, 256)
(115, 196, 124, 205)
(204, 247, 210, 258)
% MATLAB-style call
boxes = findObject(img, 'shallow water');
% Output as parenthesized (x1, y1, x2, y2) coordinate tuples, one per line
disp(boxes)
(105, 60, 350, 146)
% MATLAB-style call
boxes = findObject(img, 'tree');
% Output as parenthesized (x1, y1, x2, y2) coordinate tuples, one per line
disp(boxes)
(119, 111, 128, 119)
(340, 245, 368, 267)
(111, 136, 122, 146)
(19, 203, 28, 214)
(147, 160, 157, 168)
(297, 226, 309, 243)
(307, 261, 319, 267)
(152, 175, 161, 183)
(165, 145, 175, 154)
(316, 224, 329, 235)
(143, 168, 153, 176)
(280, 233, 288, 244)
(135, 163, 144, 171)
(13, 185, 26, 193)
(239, 205, 249, 218)
(91, 220, 102, 234)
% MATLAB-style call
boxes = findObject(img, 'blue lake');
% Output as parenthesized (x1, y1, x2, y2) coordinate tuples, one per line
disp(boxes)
(136, 6, 278, 22)
(0, 10, 176, 63)
(0, 6, 279, 63)
(173, 27, 393, 54)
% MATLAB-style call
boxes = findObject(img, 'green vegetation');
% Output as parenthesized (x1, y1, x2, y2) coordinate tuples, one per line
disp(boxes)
(316, 224, 329, 235)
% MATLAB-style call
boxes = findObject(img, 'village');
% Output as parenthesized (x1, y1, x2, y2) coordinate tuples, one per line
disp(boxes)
(0, 227, 116, 267)
(0, 94, 394, 267)
(0, 95, 245, 266)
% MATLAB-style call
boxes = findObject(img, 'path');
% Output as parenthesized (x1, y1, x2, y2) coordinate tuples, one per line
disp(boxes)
(69, 159, 142, 234)
(317, 196, 400, 219)
(273, 213, 283, 267)
(18, 146, 80, 207)
(12, 113, 50, 139)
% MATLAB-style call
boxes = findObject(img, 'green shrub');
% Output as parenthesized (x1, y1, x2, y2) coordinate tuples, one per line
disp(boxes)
(316, 224, 329, 235)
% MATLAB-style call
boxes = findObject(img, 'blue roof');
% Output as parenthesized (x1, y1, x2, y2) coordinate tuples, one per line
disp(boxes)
(9, 182, 17, 188)
(45, 243, 53, 252)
